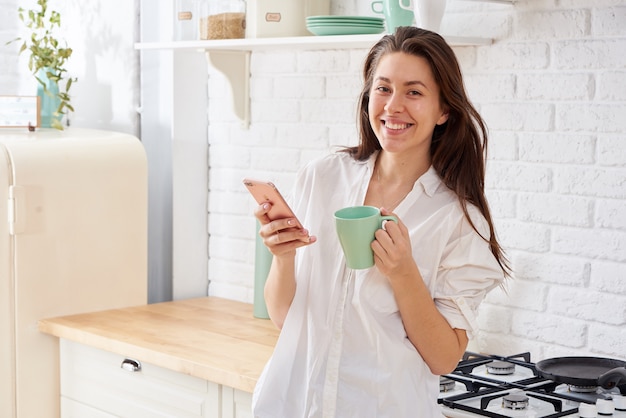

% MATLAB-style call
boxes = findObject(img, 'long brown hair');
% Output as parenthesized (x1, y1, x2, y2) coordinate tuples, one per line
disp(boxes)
(343, 26, 510, 276)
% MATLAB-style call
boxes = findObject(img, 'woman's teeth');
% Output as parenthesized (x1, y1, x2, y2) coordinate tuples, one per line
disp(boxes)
(385, 121, 410, 130)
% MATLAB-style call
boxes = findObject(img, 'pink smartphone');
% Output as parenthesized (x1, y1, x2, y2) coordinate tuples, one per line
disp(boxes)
(243, 178, 305, 229)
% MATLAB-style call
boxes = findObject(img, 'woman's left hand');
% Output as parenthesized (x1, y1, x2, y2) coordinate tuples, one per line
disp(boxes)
(371, 207, 417, 279)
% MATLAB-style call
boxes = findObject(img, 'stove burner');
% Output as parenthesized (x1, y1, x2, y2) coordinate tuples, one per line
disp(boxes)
(502, 392, 530, 410)
(486, 360, 515, 375)
(569, 384, 599, 393)
(439, 376, 456, 392)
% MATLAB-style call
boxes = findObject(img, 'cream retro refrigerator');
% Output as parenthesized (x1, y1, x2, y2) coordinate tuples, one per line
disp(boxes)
(0, 128, 148, 418)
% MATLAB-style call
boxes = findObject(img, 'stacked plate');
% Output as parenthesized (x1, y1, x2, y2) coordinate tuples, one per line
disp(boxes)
(306, 15, 385, 36)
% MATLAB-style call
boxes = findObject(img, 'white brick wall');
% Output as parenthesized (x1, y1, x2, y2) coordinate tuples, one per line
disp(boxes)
(207, 0, 626, 361)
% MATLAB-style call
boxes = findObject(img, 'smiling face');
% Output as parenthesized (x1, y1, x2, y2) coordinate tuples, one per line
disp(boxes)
(367, 52, 449, 161)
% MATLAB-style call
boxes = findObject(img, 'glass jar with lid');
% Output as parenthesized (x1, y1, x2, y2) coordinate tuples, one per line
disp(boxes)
(198, 0, 246, 40)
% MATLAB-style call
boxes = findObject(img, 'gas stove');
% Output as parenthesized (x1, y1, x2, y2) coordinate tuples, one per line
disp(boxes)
(439, 352, 626, 418)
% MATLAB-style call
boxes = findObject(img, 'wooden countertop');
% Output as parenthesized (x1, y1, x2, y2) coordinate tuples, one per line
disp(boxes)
(38, 297, 279, 393)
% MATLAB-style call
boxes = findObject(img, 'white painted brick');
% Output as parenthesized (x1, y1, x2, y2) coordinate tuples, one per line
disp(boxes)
(519, 133, 595, 164)
(222, 123, 278, 147)
(496, 220, 551, 252)
(511, 252, 589, 285)
(589, 260, 626, 295)
(597, 71, 626, 101)
(209, 281, 251, 303)
(486, 162, 552, 192)
(299, 98, 358, 124)
(553, 39, 626, 70)
(251, 99, 301, 124)
(548, 286, 626, 325)
(208, 99, 241, 124)
(272, 75, 325, 99)
(348, 49, 369, 74)
(207, 69, 230, 98)
(464, 73, 516, 102)
(587, 324, 626, 358)
(208, 190, 248, 216)
(553, 227, 626, 262)
(541, 345, 599, 360)
(275, 124, 329, 150)
(596, 199, 626, 230)
(328, 124, 360, 148)
(251, 51, 297, 73)
(591, 6, 626, 37)
(450, 47, 477, 70)
(444, 11, 512, 40)
(477, 43, 550, 70)
(208, 259, 254, 287)
(518, 193, 593, 227)
(297, 50, 352, 73)
(557, 103, 626, 133)
(209, 236, 252, 263)
(514, 9, 589, 40)
(210, 167, 265, 192)
(209, 213, 253, 241)
(300, 149, 331, 166)
(250, 147, 301, 172)
(472, 331, 547, 361)
(326, 74, 363, 99)
(209, 143, 250, 169)
(446, 0, 519, 13)
(481, 103, 554, 131)
(485, 190, 516, 218)
(476, 304, 512, 334)
(558, 0, 626, 9)
(510, 311, 587, 348)
(517, 73, 592, 101)
(487, 132, 517, 161)
(554, 166, 626, 198)
(250, 76, 274, 100)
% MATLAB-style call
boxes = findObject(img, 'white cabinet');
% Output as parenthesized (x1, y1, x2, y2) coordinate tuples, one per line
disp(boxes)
(59, 340, 252, 418)
(221, 387, 253, 418)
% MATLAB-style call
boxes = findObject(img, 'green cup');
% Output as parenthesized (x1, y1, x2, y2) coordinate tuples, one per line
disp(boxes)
(334, 206, 398, 269)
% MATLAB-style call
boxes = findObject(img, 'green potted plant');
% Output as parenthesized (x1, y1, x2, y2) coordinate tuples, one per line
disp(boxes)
(10, 0, 77, 129)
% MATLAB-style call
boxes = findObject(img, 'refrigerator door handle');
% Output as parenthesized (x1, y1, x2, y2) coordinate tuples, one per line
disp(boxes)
(8, 185, 24, 235)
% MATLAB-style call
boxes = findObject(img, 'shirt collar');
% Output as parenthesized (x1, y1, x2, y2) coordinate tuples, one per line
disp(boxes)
(419, 165, 443, 198)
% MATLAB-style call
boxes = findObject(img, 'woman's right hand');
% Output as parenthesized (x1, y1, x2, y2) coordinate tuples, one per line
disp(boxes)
(255, 202, 316, 257)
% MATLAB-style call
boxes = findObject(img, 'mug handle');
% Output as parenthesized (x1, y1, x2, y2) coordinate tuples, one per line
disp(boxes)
(371, 0, 384, 14)
(398, 0, 413, 11)
(380, 215, 398, 230)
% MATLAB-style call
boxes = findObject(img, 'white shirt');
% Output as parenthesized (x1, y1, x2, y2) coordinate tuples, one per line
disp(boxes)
(252, 151, 504, 418)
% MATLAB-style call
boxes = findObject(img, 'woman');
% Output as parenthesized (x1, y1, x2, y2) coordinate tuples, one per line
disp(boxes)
(252, 27, 510, 418)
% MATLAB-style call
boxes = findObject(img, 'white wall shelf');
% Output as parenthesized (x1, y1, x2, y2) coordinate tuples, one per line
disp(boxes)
(134, 33, 493, 52)
(135, 34, 493, 128)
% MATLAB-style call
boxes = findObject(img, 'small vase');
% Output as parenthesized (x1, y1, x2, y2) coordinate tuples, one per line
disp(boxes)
(253, 220, 271, 319)
(36, 68, 62, 128)
(414, 0, 447, 32)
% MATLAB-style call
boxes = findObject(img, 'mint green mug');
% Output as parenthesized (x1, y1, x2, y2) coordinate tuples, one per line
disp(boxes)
(371, 0, 414, 33)
(334, 206, 398, 269)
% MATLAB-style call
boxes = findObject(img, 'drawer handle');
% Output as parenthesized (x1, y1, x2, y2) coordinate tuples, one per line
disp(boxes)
(121, 358, 142, 372)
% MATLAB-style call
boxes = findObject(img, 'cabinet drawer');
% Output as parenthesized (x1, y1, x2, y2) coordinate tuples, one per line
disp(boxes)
(61, 397, 118, 418)
(60, 340, 220, 418)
